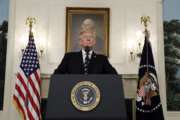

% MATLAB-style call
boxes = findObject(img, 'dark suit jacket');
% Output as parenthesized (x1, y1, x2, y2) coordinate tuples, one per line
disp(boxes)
(54, 51, 117, 74)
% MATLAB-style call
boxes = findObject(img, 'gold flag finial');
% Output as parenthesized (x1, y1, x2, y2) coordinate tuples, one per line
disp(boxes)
(26, 17, 36, 36)
(141, 16, 151, 30)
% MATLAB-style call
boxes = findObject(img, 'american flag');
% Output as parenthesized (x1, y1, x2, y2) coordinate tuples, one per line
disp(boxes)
(13, 34, 42, 120)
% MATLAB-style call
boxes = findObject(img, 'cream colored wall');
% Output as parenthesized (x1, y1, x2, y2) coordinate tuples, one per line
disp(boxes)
(1, 0, 179, 119)
(12, 0, 163, 75)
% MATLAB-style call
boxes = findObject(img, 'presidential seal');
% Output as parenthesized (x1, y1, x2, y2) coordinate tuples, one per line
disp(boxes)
(71, 81, 100, 111)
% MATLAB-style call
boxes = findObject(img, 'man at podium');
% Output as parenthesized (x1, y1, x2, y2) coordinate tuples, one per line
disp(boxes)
(54, 18, 117, 74)
(46, 19, 127, 120)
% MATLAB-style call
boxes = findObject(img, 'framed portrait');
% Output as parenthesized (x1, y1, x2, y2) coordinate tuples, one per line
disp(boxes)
(66, 7, 110, 56)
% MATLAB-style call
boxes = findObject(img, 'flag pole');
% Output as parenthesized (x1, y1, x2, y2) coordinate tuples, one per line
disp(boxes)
(13, 17, 42, 120)
(141, 16, 150, 30)
(26, 17, 36, 36)
(25, 17, 36, 111)
(136, 16, 164, 120)
(141, 16, 151, 74)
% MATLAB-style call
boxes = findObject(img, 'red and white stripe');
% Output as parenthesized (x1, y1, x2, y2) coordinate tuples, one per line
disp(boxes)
(13, 68, 41, 120)
(138, 86, 145, 97)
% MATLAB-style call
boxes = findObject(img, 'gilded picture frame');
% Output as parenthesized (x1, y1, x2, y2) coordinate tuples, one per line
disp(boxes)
(65, 7, 110, 56)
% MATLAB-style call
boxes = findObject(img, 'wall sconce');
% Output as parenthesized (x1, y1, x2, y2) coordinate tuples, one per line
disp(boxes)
(21, 47, 44, 58)
(18, 17, 47, 60)
(20, 34, 45, 58)
(36, 37, 46, 58)
(129, 42, 142, 61)
(128, 31, 143, 61)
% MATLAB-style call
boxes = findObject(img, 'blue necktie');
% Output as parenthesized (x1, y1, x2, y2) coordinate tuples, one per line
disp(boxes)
(84, 52, 90, 74)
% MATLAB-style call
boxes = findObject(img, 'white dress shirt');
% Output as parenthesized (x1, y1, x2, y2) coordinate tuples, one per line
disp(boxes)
(81, 49, 93, 64)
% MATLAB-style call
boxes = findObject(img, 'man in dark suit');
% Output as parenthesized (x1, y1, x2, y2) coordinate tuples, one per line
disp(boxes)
(54, 18, 117, 74)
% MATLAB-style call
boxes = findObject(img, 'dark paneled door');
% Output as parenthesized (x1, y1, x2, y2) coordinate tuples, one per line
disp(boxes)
(0, 21, 8, 110)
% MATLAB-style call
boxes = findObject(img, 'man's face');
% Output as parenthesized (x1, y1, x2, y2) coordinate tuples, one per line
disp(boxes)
(79, 32, 96, 48)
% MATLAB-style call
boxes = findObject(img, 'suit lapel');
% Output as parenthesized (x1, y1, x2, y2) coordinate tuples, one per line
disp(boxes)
(79, 51, 84, 74)
(79, 50, 97, 74)
(88, 52, 97, 72)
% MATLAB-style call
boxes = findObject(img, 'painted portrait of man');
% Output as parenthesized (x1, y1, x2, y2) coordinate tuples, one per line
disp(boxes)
(66, 8, 109, 56)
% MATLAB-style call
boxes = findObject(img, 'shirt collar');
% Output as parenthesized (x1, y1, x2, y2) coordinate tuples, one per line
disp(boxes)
(82, 49, 93, 56)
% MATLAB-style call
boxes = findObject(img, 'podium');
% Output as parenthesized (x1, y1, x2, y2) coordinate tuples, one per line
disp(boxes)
(46, 75, 127, 120)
